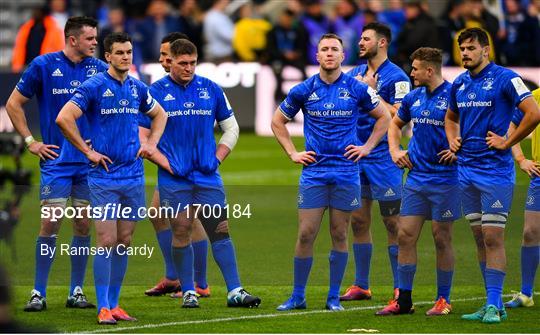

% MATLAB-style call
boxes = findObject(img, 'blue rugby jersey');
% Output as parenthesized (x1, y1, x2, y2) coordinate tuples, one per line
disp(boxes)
(15, 51, 107, 165)
(397, 81, 457, 182)
(149, 74, 234, 176)
(448, 62, 532, 169)
(348, 59, 410, 161)
(279, 72, 380, 171)
(69, 71, 157, 179)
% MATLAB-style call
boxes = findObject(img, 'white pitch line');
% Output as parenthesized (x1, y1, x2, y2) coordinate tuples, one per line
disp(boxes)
(76, 293, 535, 334)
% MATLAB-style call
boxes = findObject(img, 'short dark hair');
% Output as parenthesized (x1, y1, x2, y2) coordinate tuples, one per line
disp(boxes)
(161, 32, 189, 44)
(410, 47, 443, 70)
(318, 33, 343, 47)
(362, 22, 392, 44)
(458, 28, 490, 47)
(64, 16, 98, 39)
(170, 38, 198, 57)
(103, 32, 132, 53)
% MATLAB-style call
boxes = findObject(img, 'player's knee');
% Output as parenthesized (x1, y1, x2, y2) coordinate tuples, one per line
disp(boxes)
(330, 227, 347, 245)
(97, 235, 116, 248)
(397, 228, 415, 247)
(433, 231, 451, 251)
(150, 216, 168, 232)
(383, 216, 399, 236)
(40, 217, 62, 236)
(351, 212, 370, 235)
(199, 214, 229, 243)
(73, 217, 91, 236)
(482, 231, 504, 250)
(117, 234, 132, 247)
(522, 224, 540, 245)
(298, 228, 317, 246)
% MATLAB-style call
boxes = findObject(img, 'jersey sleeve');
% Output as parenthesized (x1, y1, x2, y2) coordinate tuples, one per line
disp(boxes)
(215, 85, 234, 122)
(279, 83, 304, 119)
(448, 81, 460, 114)
(357, 83, 380, 114)
(503, 71, 532, 107)
(397, 92, 412, 123)
(390, 78, 411, 105)
(15, 60, 42, 98)
(138, 82, 157, 114)
(70, 80, 95, 113)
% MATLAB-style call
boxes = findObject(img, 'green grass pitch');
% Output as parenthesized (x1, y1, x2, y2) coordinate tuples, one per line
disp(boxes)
(1, 134, 538, 333)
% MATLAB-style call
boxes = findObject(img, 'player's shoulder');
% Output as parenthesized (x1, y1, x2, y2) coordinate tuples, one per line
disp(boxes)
(383, 60, 409, 81)
(28, 52, 61, 68)
(347, 64, 366, 77)
(193, 74, 219, 89)
(451, 70, 469, 87)
(150, 75, 170, 89)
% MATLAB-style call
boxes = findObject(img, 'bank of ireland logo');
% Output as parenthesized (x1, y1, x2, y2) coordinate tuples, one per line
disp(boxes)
(324, 102, 335, 109)
(119, 99, 129, 106)
(421, 110, 430, 117)
(41, 185, 52, 196)
(467, 92, 476, 100)
(70, 80, 81, 87)
(527, 195, 534, 206)
(184, 102, 195, 108)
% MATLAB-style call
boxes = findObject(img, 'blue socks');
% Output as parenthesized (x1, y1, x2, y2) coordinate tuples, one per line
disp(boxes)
(328, 250, 348, 298)
(292, 257, 313, 298)
(34, 236, 57, 297)
(108, 246, 128, 309)
(388, 245, 399, 288)
(479, 261, 487, 292)
(193, 239, 208, 288)
(436, 269, 453, 303)
(353, 243, 372, 289)
(397, 263, 416, 291)
(156, 229, 177, 280)
(69, 235, 90, 294)
(172, 245, 195, 293)
(521, 245, 539, 297)
(211, 238, 241, 292)
(94, 253, 112, 312)
(485, 268, 505, 309)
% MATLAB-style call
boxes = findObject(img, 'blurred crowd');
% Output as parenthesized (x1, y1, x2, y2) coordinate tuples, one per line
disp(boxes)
(11, 0, 540, 73)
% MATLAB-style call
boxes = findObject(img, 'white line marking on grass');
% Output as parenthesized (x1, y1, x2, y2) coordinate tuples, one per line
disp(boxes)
(77, 293, 528, 334)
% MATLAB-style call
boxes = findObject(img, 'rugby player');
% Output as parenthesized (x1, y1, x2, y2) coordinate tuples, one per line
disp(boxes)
(445, 28, 540, 323)
(149, 38, 260, 308)
(377, 47, 458, 316)
(142, 32, 211, 298)
(56, 32, 167, 324)
(272, 33, 390, 311)
(341, 22, 410, 301)
(6, 16, 107, 312)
